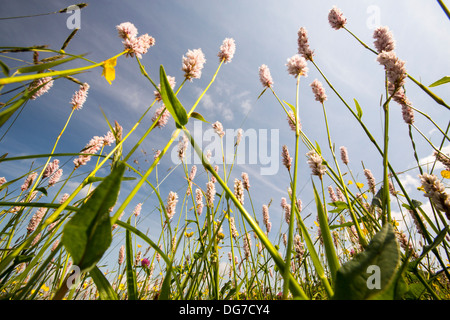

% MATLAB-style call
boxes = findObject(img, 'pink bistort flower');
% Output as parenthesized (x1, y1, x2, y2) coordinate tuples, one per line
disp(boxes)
(29, 77, 54, 100)
(328, 6, 347, 30)
(258, 64, 274, 88)
(70, 83, 90, 110)
(297, 27, 315, 61)
(182, 48, 206, 81)
(286, 54, 308, 78)
(373, 26, 396, 53)
(218, 38, 236, 63)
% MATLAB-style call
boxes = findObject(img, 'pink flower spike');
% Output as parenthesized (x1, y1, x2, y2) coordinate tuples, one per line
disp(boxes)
(218, 38, 236, 63)
(310, 79, 327, 103)
(259, 64, 274, 88)
(373, 26, 396, 53)
(116, 22, 138, 40)
(70, 83, 89, 110)
(182, 48, 206, 81)
(297, 27, 315, 61)
(328, 6, 347, 30)
(29, 77, 53, 100)
(286, 54, 308, 78)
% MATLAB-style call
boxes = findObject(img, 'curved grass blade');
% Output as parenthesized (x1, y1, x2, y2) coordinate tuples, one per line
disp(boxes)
(61, 161, 126, 273)
(17, 54, 85, 74)
(125, 216, 138, 300)
(89, 265, 118, 300)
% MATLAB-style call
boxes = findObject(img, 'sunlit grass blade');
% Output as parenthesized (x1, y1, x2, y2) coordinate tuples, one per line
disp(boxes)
(89, 265, 119, 300)
(125, 216, 138, 300)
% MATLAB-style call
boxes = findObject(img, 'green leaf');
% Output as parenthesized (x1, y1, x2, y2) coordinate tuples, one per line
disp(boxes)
(283, 100, 296, 114)
(0, 95, 28, 129)
(0, 60, 9, 77)
(429, 76, 450, 87)
(190, 111, 209, 123)
(17, 54, 84, 74)
(89, 266, 118, 300)
(354, 99, 363, 119)
(159, 65, 188, 126)
(313, 181, 340, 283)
(125, 216, 138, 300)
(159, 262, 173, 300)
(333, 224, 400, 300)
(62, 161, 125, 273)
(371, 186, 384, 209)
(257, 88, 267, 100)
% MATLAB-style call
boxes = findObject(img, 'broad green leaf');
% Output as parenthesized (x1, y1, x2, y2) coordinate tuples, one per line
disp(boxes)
(429, 76, 450, 87)
(90, 266, 118, 300)
(190, 111, 209, 123)
(354, 98, 363, 119)
(17, 54, 83, 74)
(125, 216, 138, 300)
(333, 223, 400, 300)
(159, 65, 187, 126)
(62, 161, 125, 273)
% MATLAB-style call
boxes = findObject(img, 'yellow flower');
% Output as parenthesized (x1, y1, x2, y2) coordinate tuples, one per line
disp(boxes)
(137, 244, 142, 248)
(185, 231, 194, 238)
(347, 180, 353, 185)
(41, 284, 50, 292)
(314, 220, 320, 227)
(118, 283, 125, 291)
(102, 57, 117, 85)
(441, 170, 450, 179)
(356, 182, 364, 188)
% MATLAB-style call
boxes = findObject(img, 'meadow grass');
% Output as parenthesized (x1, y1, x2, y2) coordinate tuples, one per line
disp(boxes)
(0, 4, 449, 301)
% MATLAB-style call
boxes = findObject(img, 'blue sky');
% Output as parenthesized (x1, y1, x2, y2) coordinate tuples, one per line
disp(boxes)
(1, 1, 449, 270)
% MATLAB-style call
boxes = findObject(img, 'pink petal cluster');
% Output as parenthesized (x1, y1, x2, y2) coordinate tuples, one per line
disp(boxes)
(340, 146, 349, 165)
(388, 83, 414, 125)
(116, 22, 155, 59)
(218, 38, 236, 63)
(376, 51, 407, 89)
(286, 54, 308, 77)
(306, 150, 326, 177)
(133, 203, 142, 217)
(70, 83, 90, 110)
(182, 48, 206, 81)
(152, 106, 171, 128)
(234, 178, 244, 205)
(258, 64, 274, 88)
(297, 27, 314, 61)
(195, 188, 204, 216)
(262, 204, 272, 233)
(165, 191, 178, 220)
(0, 177, 6, 187)
(241, 172, 250, 190)
(364, 169, 376, 193)
(373, 26, 396, 53)
(43, 159, 59, 179)
(287, 110, 301, 132)
(29, 77, 54, 100)
(74, 132, 116, 169)
(310, 79, 327, 103)
(282, 145, 292, 171)
(21, 172, 38, 191)
(328, 6, 347, 30)
(212, 121, 225, 138)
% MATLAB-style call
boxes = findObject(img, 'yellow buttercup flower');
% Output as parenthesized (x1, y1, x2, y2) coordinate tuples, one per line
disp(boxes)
(441, 170, 450, 179)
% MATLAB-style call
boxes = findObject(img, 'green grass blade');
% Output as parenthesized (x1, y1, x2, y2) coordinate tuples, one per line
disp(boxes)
(125, 216, 138, 300)
(313, 180, 340, 284)
(90, 266, 118, 300)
